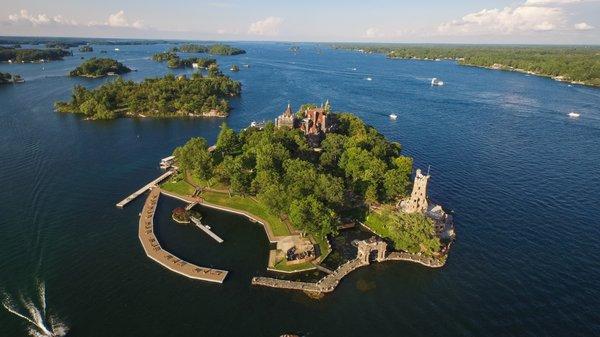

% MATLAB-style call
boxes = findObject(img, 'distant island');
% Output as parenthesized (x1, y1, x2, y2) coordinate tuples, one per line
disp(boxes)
(159, 102, 454, 276)
(45, 41, 80, 49)
(171, 43, 246, 56)
(79, 45, 93, 52)
(332, 44, 600, 87)
(69, 57, 131, 78)
(152, 51, 216, 69)
(55, 68, 241, 120)
(0, 72, 24, 84)
(0, 46, 71, 63)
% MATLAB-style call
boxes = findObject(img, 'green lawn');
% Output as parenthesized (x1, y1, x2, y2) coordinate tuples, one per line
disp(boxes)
(201, 190, 291, 237)
(186, 172, 229, 191)
(273, 260, 316, 272)
(313, 235, 332, 262)
(161, 178, 195, 196)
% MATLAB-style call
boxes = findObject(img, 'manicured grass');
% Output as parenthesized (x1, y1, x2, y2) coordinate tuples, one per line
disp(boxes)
(201, 190, 291, 237)
(364, 211, 390, 238)
(161, 178, 195, 196)
(314, 235, 332, 262)
(273, 260, 316, 272)
(186, 172, 228, 191)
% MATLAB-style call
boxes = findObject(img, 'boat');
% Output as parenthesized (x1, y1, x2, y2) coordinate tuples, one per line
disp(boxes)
(366, 77, 372, 81)
(352, 67, 357, 71)
(114, 48, 120, 51)
(431, 78, 444, 86)
(243, 64, 250, 68)
(568, 111, 580, 118)
(389, 114, 398, 120)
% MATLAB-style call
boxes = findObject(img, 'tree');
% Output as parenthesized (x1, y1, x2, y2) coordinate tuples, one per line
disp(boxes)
(289, 196, 337, 239)
(173, 137, 213, 180)
(383, 156, 413, 201)
(215, 123, 238, 155)
(319, 133, 347, 170)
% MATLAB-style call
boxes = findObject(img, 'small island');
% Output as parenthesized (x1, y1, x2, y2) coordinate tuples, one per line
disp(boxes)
(169, 43, 246, 56)
(69, 57, 131, 78)
(0, 72, 24, 84)
(55, 68, 241, 120)
(0, 46, 71, 63)
(152, 52, 216, 69)
(79, 45, 93, 53)
(159, 102, 454, 281)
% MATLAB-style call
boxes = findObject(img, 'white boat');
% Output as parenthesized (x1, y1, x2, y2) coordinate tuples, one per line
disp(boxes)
(431, 78, 444, 86)
(114, 48, 120, 51)
(366, 77, 372, 81)
(352, 67, 357, 71)
(389, 114, 398, 120)
(568, 111, 580, 118)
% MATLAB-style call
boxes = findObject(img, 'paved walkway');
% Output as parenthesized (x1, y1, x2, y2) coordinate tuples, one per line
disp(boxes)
(138, 188, 228, 283)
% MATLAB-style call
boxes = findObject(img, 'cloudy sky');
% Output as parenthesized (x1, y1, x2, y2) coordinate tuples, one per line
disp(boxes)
(1, 0, 599, 43)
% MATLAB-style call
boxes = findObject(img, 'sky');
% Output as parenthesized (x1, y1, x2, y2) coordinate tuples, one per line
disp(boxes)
(1, 0, 599, 44)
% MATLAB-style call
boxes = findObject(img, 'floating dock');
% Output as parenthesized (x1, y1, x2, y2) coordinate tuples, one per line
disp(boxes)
(116, 170, 174, 208)
(138, 188, 228, 283)
(191, 216, 224, 243)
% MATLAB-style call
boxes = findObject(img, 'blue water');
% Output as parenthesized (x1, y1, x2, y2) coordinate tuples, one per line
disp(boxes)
(1, 42, 599, 336)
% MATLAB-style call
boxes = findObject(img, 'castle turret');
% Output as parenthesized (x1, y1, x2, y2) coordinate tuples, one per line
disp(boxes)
(403, 169, 430, 213)
(276, 103, 296, 129)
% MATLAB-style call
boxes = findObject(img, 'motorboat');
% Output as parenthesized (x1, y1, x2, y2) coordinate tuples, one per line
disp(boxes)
(389, 114, 398, 120)
(366, 77, 372, 81)
(431, 78, 444, 86)
(568, 111, 580, 118)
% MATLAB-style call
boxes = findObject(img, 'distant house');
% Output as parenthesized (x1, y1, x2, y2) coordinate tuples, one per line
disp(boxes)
(192, 63, 200, 69)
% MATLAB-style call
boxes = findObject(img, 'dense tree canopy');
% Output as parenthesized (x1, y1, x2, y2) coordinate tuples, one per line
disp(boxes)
(69, 58, 131, 77)
(332, 44, 600, 86)
(0, 47, 71, 62)
(55, 70, 241, 119)
(173, 112, 415, 239)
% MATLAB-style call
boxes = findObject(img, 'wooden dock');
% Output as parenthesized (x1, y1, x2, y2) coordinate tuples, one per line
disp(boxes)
(191, 216, 224, 243)
(116, 170, 174, 208)
(138, 188, 228, 283)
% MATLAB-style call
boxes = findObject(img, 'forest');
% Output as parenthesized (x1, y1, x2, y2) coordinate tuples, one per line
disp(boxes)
(0, 47, 71, 62)
(69, 58, 131, 77)
(332, 44, 600, 86)
(172, 113, 441, 255)
(55, 70, 241, 120)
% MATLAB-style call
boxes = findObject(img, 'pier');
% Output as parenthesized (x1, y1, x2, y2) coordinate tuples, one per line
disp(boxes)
(138, 188, 228, 283)
(190, 216, 224, 243)
(116, 170, 174, 208)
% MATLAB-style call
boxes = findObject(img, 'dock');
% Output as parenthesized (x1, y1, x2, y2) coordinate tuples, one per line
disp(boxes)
(191, 216, 224, 243)
(138, 188, 228, 283)
(116, 170, 174, 208)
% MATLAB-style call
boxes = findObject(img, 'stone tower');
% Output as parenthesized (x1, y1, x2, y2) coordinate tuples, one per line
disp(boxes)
(403, 168, 430, 213)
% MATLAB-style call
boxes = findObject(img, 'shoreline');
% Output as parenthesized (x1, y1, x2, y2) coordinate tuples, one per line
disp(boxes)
(387, 56, 598, 88)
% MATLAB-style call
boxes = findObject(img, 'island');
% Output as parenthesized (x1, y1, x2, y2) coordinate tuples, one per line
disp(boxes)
(332, 44, 600, 87)
(79, 45, 93, 52)
(0, 72, 24, 84)
(170, 43, 246, 56)
(153, 101, 454, 291)
(152, 51, 217, 69)
(55, 69, 241, 120)
(0, 46, 72, 63)
(69, 57, 131, 78)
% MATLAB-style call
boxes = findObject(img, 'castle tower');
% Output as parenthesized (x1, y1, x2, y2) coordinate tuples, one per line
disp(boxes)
(403, 169, 430, 213)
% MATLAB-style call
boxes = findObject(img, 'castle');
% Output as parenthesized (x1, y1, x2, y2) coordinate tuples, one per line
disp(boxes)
(275, 101, 332, 136)
(402, 168, 430, 213)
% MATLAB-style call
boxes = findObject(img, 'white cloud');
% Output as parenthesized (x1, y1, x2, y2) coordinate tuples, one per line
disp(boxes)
(6, 9, 144, 29)
(8, 9, 78, 26)
(107, 10, 144, 28)
(437, 2, 572, 35)
(574, 22, 594, 30)
(364, 27, 384, 38)
(248, 16, 283, 36)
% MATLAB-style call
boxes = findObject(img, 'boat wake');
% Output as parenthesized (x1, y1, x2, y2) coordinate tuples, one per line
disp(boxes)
(1, 281, 68, 337)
